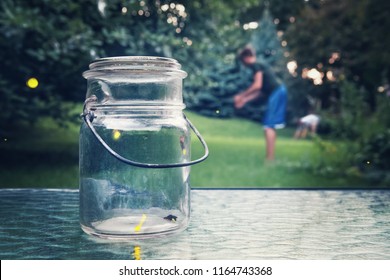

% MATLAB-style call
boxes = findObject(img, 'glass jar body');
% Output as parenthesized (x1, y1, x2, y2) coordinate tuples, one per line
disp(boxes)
(80, 56, 193, 239)
(79, 109, 191, 239)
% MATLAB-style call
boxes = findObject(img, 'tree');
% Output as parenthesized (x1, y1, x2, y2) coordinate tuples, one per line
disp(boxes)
(279, 0, 390, 182)
(0, 0, 195, 127)
(0, 0, 260, 127)
(189, 8, 290, 121)
(249, 8, 289, 81)
(284, 0, 390, 112)
(0, 0, 104, 127)
(188, 59, 253, 118)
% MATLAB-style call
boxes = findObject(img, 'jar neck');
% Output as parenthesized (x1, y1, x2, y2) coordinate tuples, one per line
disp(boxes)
(83, 56, 187, 106)
(93, 103, 186, 118)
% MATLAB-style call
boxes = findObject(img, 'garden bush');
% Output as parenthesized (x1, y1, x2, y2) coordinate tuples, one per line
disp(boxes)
(313, 81, 390, 186)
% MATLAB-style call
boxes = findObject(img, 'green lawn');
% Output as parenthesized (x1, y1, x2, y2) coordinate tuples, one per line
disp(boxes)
(186, 112, 367, 188)
(0, 110, 369, 188)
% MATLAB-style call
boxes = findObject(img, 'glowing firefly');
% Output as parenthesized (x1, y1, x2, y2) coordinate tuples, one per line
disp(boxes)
(113, 130, 121, 140)
(26, 77, 39, 89)
(180, 135, 186, 155)
(134, 214, 147, 232)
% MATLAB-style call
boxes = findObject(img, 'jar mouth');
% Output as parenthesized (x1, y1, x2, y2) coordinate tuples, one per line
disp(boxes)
(83, 56, 187, 79)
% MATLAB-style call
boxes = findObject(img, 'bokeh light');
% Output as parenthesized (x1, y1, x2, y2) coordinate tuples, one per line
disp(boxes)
(287, 60, 298, 75)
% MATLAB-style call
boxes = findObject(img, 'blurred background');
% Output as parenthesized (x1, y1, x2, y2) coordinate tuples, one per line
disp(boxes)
(0, 0, 389, 188)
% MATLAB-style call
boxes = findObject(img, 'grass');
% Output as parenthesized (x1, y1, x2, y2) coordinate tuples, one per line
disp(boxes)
(0, 116, 79, 188)
(186, 112, 367, 188)
(0, 109, 371, 189)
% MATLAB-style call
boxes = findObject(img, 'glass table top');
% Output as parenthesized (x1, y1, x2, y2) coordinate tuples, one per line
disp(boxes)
(1, 188, 390, 260)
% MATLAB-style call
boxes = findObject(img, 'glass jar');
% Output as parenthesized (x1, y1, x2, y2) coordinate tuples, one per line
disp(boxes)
(79, 56, 208, 239)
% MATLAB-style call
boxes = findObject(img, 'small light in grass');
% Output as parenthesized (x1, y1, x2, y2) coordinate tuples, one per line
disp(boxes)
(216, 110, 220, 114)
(366, 161, 371, 165)
(27, 77, 39, 89)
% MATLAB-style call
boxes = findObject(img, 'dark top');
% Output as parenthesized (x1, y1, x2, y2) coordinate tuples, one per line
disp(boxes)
(248, 62, 281, 99)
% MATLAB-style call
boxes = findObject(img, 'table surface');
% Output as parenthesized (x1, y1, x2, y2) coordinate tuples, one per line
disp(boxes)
(1, 188, 390, 260)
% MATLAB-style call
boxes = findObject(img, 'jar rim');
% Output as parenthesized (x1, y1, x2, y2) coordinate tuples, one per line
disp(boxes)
(83, 56, 187, 79)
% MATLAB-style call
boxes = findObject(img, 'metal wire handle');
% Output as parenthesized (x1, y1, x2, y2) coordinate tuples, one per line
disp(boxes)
(81, 96, 209, 168)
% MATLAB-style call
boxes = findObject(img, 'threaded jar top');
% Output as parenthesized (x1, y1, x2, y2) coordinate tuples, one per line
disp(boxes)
(82, 56, 187, 106)
(83, 56, 187, 80)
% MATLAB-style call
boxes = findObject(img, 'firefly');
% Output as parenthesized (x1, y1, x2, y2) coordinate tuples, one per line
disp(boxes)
(113, 130, 121, 140)
(134, 214, 147, 232)
(164, 214, 177, 222)
(26, 77, 39, 89)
